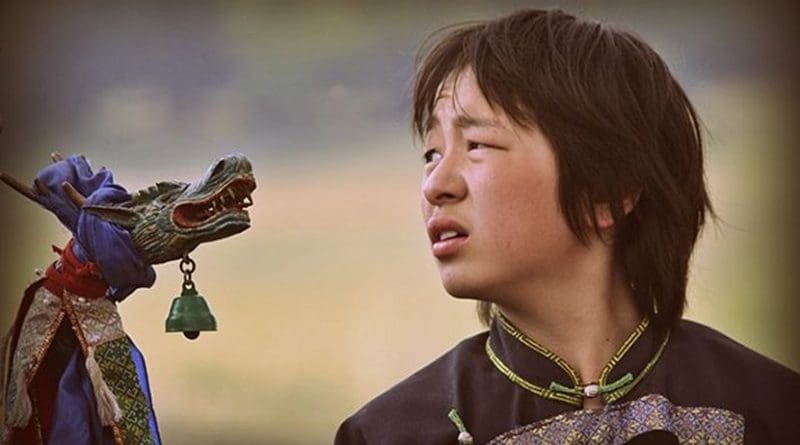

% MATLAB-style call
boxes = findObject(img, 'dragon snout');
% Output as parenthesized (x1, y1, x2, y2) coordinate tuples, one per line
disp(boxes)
(172, 154, 256, 231)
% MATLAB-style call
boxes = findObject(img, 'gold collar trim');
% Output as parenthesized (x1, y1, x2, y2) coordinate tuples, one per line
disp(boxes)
(486, 312, 669, 407)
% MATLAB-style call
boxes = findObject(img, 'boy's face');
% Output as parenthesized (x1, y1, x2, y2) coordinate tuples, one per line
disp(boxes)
(421, 69, 583, 305)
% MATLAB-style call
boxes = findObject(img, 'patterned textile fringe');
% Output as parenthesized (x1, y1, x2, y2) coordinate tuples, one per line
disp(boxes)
(5, 372, 31, 427)
(0, 328, 9, 437)
(85, 346, 122, 426)
(0, 327, 9, 400)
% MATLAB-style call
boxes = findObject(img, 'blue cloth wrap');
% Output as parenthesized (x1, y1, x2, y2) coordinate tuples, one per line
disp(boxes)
(34, 154, 156, 301)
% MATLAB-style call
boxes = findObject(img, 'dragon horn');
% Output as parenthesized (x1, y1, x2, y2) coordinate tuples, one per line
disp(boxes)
(51, 152, 65, 163)
(62, 181, 86, 208)
(83, 205, 140, 229)
(0, 172, 38, 203)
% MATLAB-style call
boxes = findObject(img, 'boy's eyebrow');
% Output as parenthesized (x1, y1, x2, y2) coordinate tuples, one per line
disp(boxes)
(424, 114, 505, 134)
(453, 114, 504, 129)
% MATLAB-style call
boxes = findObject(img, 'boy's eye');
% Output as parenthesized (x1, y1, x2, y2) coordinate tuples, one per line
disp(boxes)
(423, 149, 442, 163)
(468, 141, 494, 150)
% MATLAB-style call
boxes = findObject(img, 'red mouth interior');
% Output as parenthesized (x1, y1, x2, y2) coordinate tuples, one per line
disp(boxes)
(173, 177, 256, 228)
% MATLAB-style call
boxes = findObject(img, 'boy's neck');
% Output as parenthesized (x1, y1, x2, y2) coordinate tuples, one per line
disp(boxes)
(495, 245, 641, 409)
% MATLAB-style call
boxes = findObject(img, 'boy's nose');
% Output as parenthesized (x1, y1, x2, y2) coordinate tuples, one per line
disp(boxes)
(422, 154, 467, 206)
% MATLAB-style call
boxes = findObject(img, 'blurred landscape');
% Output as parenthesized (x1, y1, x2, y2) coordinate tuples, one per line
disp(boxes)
(1, 1, 798, 444)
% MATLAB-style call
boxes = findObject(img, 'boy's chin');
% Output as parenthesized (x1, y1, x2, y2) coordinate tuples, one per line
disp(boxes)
(440, 274, 490, 300)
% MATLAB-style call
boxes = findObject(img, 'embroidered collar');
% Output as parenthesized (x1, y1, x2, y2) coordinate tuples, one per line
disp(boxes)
(485, 311, 669, 407)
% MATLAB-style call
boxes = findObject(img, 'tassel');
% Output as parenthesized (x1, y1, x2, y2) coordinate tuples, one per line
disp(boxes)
(85, 346, 122, 426)
(447, 409, 473, 445)
(5, 371, 31, 427)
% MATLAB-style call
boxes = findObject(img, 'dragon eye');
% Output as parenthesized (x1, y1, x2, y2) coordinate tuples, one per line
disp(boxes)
(210, 159, 226, 179)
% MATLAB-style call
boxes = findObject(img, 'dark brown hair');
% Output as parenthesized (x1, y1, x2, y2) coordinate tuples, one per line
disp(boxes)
(413, 9, 714, 333)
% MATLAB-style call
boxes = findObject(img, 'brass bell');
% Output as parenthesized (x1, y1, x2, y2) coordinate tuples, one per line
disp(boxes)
(166, 253, 217, 340)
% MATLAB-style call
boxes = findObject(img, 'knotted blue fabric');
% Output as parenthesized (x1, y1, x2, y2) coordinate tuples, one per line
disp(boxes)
(33, 154, 156, 301)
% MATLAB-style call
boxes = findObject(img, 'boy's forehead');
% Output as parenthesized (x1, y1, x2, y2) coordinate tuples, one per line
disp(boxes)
(428, 71, 511, 132)
(435, 69, 484, 108)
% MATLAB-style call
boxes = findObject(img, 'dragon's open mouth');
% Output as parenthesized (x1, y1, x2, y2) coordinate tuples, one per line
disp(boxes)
(172, 176, 256, 228)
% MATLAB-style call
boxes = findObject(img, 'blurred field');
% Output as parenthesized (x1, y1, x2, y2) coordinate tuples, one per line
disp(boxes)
(1, 2, 798, 444)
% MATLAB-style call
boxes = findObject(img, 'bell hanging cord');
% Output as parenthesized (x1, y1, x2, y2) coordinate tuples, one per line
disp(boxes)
(180, 252, 197, 292)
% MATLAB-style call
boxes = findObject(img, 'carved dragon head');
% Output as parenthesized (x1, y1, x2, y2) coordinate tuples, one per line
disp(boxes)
(1, 152, 256, 265)
(88, 153, 256, 264)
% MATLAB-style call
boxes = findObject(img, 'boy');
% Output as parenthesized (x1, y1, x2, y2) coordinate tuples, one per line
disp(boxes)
(336, 9, 799, 444)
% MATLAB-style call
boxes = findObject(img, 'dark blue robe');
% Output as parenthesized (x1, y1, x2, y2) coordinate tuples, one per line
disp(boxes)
(336, 312, 800, 444)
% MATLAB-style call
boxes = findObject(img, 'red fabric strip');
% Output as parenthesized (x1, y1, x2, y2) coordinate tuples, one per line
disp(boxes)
(43, 239, 108, 300)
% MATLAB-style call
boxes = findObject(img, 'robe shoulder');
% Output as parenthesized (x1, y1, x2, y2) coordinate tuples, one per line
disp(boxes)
(334, 331, 490, 445)
(662, 319, 800, 442)
(666, 319, 800, 398)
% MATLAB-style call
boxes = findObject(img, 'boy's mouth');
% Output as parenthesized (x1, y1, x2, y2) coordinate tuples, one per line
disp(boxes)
(438, 230, 462, 241)
(427, 218, 469, 257)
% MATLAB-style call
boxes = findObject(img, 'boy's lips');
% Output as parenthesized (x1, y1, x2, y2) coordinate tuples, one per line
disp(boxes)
(427, 217, 469, 258)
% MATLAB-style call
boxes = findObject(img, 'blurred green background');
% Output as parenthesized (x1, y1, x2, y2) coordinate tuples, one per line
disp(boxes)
(1, 1, 798, 444)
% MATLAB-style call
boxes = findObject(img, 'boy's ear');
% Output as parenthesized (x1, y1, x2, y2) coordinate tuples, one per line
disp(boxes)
(593, 191, 641, 230)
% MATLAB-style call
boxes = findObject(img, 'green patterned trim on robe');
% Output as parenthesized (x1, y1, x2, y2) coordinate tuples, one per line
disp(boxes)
(94, 338, 155, 445)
